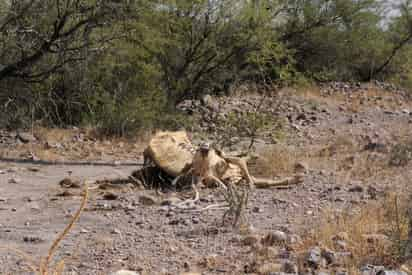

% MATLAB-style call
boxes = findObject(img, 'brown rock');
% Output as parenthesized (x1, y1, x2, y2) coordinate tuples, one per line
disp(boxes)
(138, 195, 157, 206)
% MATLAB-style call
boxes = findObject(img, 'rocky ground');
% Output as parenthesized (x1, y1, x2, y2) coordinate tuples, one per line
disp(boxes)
(0, 82, 412, 274)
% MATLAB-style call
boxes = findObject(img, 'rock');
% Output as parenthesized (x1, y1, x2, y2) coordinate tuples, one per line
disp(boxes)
(367, 186, 378, 199)
(360, 264, 385, 275)
(294, 162, 308, 174)
(321, 247, 336, 265)
(287, 234, 302, 245)
(103, 192, 118, 200)
(241, 234, 260, 246)
(257, 246, 279, 258)
(23, 236, 43, 243)
(377, 271, 407, 275)
(281, 260, 298, 273)
(363, 142, 386, 152)
(348, 185, 363, 192)
(161, 196, 182, 206)
(138, 195, 157, 206)
(111, 270, 140, 275)
(257, 263, 282, 274)
(59, 178, 81, 188)
(335, 240, 348, 251)
(111, 228, 121, 235)
(261, 230, 288, 246)
(8, 177, 21, 184)
(307, 247, 322, 268)
(296, 113, 307, 121)
(80, 228, 89, 234)
(180, 273, 201, 275)
(362, 234, 389, 245)
(16, 132, 36, 143)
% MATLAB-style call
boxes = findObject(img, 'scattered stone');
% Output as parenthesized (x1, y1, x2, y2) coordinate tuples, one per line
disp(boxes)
(281, 260, 298, 273)
(59, 178, 81, 188)
(377, 271, 408, 275)
(16, 132, 36, 143)
(261, 230, 288, 246)
(257, 263, 282, 274)
(360, 265, 385, 275)
(348, 185, 363, 192)
(103, 192, 119, 200)
(257, 246, 279, 258)
(7, 167, 18, 173)
(363, 141, 386, 152)
(161, 196, 182, 206)
(287, 234, 302, 245)
(23, 236, 43, 243)
(110, 270, 140, 275)
(138, 195, 157, 206)
(111, 228, 121, 235)
(242, 234, 260, 246)
(8, 177, 21, 184)
(321, 247, 336, 265)
(294, 162, 308, 173)
(56, 190, 75, 197)
(307, 247, 322, 268)
(362, 234, 389, 245)
(367, 186, 378, 199)
(335, 240, 348, 251)
(27, 167, 40, 172)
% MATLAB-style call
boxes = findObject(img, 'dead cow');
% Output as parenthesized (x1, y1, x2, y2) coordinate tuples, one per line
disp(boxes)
(143, 131, 303, 189)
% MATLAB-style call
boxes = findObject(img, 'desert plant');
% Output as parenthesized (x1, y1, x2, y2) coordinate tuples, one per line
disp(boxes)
(389, 141, 412, 167)
(221, 182, 250, 227)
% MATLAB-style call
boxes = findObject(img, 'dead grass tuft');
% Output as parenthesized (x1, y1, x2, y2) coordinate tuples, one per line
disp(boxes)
(297, 192, 411, 272)
(252, 144, 298, 178)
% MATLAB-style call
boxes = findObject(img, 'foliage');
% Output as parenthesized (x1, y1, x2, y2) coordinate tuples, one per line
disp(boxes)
(1, 0, 412, 135)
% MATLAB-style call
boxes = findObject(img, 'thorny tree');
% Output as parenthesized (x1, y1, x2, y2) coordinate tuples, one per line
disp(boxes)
(0, 0, 132, 82)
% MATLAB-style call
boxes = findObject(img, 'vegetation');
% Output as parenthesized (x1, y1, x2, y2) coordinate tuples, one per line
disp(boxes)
(1, 0, 412, 134)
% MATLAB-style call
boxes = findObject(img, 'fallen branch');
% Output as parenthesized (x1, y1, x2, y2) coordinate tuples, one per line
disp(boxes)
(253, 175, 303, 189)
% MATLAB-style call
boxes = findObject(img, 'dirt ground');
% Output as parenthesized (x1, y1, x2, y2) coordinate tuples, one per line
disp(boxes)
(1, 84, 412, 274)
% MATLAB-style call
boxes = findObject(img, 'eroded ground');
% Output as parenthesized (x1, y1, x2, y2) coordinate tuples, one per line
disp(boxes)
(1, 83, 412, 274)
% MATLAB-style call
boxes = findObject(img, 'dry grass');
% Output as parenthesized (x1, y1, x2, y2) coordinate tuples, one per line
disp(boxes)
(296, 192, 411, 273)
(2, 183, 89, 275)
(252, 144, 299, 178)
